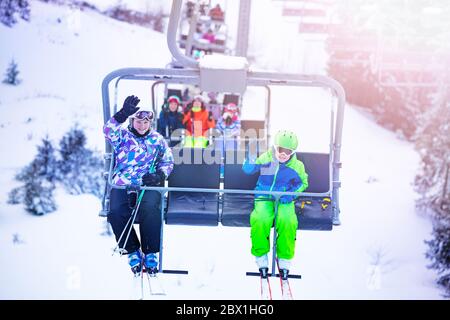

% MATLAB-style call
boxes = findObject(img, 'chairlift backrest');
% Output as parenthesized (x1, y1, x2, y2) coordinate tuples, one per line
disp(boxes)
(223, 149, 259, 190)
(166, 147, 221, 226)
(240, 120, 266, 141)
(296, 152, 330, 194)
(167, 89, 183, 101)
(223, 94, 240, 105)
(169, 148, 221, 188)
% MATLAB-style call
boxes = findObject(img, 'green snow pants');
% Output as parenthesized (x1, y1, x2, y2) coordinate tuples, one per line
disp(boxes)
(250, 199, 298, 259)
(184, 136, 208, 148)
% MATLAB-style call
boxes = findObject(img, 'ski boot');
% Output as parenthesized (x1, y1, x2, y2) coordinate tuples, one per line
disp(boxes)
(278, 258, 291, 280)
(259, 267, 269, 279)
(144, 253, 158, 275)
(279, 268, 289, 280)
(128, 251, 143, 275)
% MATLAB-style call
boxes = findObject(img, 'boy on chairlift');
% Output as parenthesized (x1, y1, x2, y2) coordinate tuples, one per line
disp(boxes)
(243, 130, 308, 281)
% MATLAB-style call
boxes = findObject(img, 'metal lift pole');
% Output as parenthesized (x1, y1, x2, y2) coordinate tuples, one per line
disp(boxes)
(235, 0, 252, 57)
(185, 1, 198, 58)
(167, 0, 198, 68)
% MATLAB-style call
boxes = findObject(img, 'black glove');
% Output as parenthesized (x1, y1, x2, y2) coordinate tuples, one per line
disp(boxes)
(208, 111, 213, 121)
(142, 171, 166, 187)
(113, 95, 140, 123)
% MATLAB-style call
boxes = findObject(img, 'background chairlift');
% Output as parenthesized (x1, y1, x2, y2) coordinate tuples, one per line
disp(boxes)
(100, 0, 345, 277)
(178, 0, 229, 57)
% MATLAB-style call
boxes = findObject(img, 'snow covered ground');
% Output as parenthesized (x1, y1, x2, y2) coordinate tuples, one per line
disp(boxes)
(0, 1, 443, 299)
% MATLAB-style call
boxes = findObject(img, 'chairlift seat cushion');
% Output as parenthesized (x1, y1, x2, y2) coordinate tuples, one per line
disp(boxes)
(295, 199, 333, 231)
(166, 192, 219, 226)
(296, 152, 330, 193)
(221, 193, 254, 227)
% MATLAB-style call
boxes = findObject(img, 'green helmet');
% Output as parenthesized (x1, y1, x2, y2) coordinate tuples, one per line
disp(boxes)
(274, 130, 298, 151)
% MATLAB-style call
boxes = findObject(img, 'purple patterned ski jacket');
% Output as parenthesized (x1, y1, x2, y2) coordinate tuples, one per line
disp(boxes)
(103, 117, 174, 186)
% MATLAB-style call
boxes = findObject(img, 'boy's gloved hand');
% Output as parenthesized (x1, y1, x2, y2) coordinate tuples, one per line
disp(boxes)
(242, 155, 258, 175)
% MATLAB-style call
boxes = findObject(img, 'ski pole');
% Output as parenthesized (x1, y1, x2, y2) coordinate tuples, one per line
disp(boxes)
(270, 196, 279, 276)
(112, 189, 145, 255)
(112, 207, 136, 255)
(120, 189, 146, 253)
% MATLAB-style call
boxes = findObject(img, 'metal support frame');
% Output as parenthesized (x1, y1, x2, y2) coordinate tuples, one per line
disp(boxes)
(101, 67, 345, 272)
(168, 0, 198, 68)
(184, 1, 198, 57)
(100, 0, 345, 275)
(236, 0, 252, 57)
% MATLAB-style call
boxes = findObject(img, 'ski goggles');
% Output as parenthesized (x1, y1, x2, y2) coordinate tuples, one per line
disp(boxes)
(275, 146, 295, 157)
(132, 110, 154, 121)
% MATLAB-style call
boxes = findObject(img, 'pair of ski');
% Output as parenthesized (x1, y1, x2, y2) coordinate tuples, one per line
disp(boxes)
(259, 269, 294, 300)
(132, 266, 166, 299)
(247, 259, 300, 300)
(131, 265, 189, 299)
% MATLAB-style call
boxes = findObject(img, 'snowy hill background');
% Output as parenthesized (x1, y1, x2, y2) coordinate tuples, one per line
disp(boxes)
(0, 1, 444, 299)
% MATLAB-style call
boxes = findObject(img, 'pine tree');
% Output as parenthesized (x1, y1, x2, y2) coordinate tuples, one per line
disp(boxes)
(16, 136, 58, 183)
(58, 126, 87, 176)
(3, 59, 21, 85)
(17, 0, 30, 21)
(415, 84, 450, 296)
(415, 89, 450, 213)
(0, 0, 30, 27)
(0, 0, 18, 27)
(57, 127, 103, 198)
(22, 163, 57, 215)
(7, 186, 24, 205)
(11, 137, 58, 215)
(425, 216, 450, 297)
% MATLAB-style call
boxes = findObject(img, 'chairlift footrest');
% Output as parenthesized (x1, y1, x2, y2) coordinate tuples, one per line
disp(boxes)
(246, 271, 301, 279)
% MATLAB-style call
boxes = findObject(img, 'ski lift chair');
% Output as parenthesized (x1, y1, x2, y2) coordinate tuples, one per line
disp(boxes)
(221, 149, 333, 230)
(165, 147, 221, 226)
(100, 0, 345, 275)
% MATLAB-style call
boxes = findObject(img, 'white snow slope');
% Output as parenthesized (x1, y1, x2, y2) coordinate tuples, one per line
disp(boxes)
(0, 1, 443, 299)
